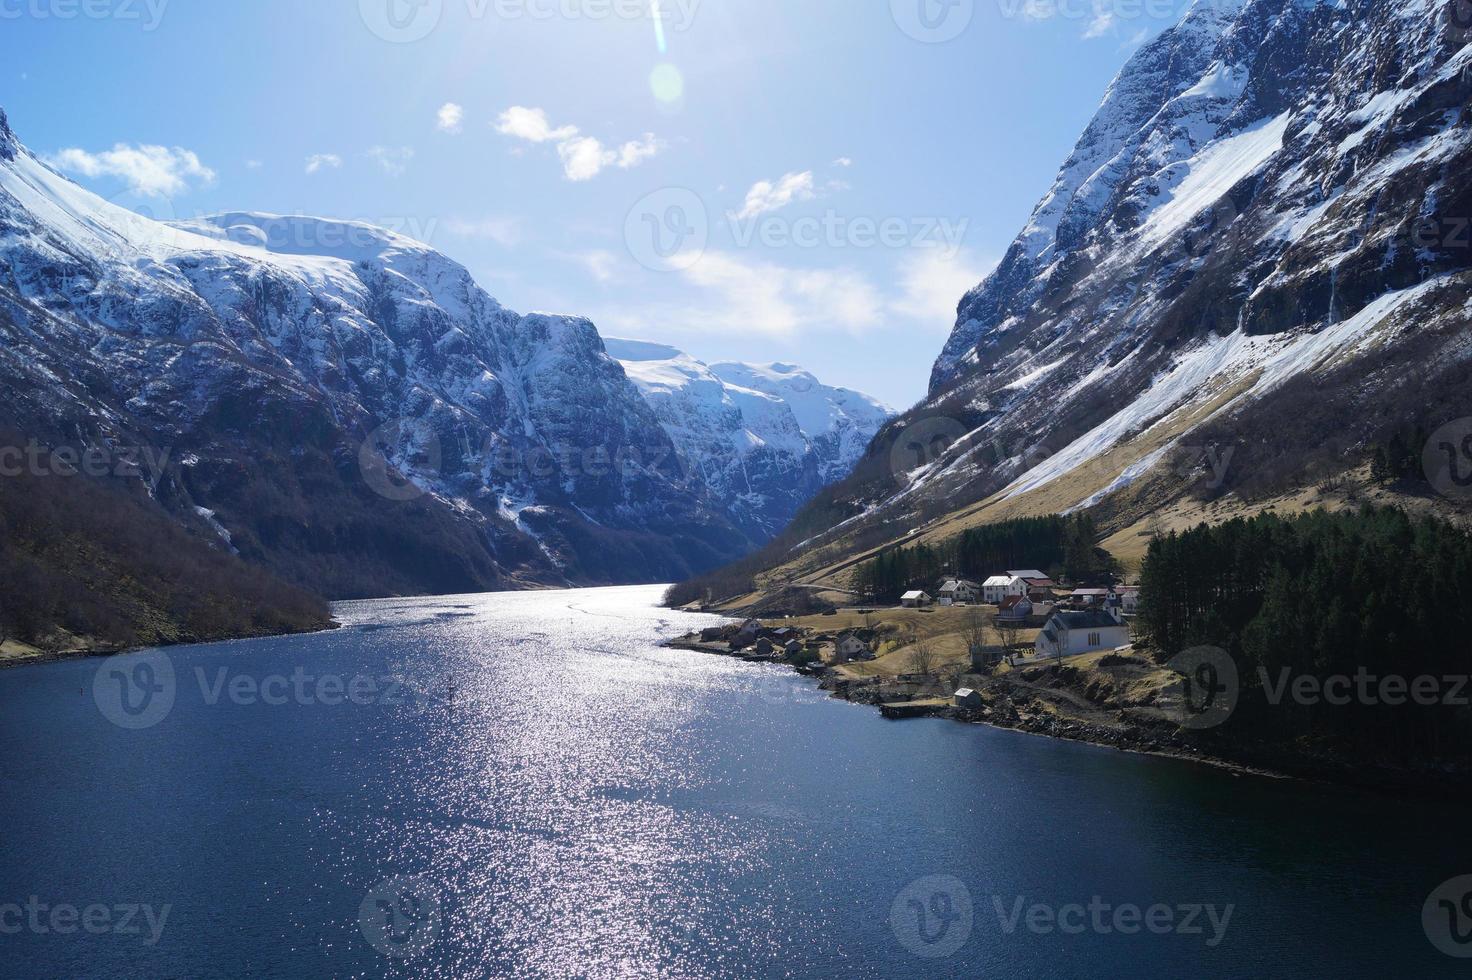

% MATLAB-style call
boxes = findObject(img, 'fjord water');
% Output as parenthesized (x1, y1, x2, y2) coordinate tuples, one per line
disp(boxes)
(0, 586, 1464, 978)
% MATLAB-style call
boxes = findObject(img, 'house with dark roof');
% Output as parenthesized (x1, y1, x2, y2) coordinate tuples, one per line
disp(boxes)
(938, 579, 980, 605)
(1034, 609, 1130, 659)
(997, 595, 1033, 623)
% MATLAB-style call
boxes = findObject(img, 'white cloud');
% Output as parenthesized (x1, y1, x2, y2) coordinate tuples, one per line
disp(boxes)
(890, 248, 994, 324)
(495, 106, 578, 144)
(677, 251, 883, 335)
(495, 106, 663, 181)
(833, 157, 854, 168)
(578, 249, 620, 283)
(305, 153, 343, 175)
(49, 143, 216, 197)
(444, 216, 521, 246)
(734, 171, 817, 220)
(367, 145, 414, 177)
(245, 159, 263, 170)
(1083, 8, 1116, 38)
(557, 133, 664, 181)
(436, 102, 464, 134)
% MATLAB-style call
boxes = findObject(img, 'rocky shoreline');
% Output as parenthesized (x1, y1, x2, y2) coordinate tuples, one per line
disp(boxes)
(665, 624, 1472, 798)
(663, 625, 1272, 779)
(0, 621, 343, 671)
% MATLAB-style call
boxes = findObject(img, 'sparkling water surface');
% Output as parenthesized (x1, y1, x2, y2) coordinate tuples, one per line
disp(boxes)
(0, 585, 1466, 978)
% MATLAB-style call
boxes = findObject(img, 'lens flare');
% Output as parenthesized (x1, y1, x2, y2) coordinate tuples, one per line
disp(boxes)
(650, 63, 684, 104)
(652, 0, 668, 55)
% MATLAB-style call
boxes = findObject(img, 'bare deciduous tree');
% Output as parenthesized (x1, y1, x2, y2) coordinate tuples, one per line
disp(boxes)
(908, 637, 937, 677)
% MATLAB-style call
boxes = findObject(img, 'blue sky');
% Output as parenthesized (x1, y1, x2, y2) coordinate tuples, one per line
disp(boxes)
(2, 0, 1196, 408)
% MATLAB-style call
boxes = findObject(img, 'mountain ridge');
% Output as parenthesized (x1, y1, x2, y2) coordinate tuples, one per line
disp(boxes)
(688, 0, 1472, 602)
(0, 121, 754, 597)
(606, 338, 892, 539)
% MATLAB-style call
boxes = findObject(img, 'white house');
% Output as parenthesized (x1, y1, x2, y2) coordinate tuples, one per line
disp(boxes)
(901, 591, 932, 608)
(982, 576, 1015, 604)
(834, 633, 871, 663)
(1034, 610, 1130, 660)
(1117, 587, 1141, 615)
(938, 579, 979, 605)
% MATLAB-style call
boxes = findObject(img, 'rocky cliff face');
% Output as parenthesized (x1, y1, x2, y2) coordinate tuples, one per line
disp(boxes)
(0, 125, 751, 597)
(743, 0, 1472, 579)
(606, 340, 891, 540)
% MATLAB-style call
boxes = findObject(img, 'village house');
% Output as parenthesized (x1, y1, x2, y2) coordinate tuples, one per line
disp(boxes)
(754, 637, 776, 658)
(784, 639, 805, 658)
(982, 575, 1015, 604)
(937, 579, 980, 605)
(901, 590, 933, 608)
(1022, 579, 1055, 602)
(1069, 588, 1111, 607)
(1034, 609, 1130, 660)
(1116, 586, 1141, 615)
(996, 595, 1033, 623)
(729, 618, 762, 651)
(833, 633, 872, 664)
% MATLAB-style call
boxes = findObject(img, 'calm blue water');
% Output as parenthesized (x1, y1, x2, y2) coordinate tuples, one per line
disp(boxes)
(0, 585, 1467, 978)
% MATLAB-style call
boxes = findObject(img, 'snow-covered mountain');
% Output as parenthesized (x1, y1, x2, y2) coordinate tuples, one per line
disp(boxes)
(727, 0, 1472, 584)
(0, 109, 751, 596)
(605, 339, 891, 538)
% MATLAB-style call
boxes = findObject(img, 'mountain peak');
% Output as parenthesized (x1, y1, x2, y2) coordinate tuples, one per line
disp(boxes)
(0, 108, 15, 161)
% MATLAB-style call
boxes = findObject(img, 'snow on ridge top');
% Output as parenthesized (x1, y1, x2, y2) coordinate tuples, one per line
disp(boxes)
(169, 211, 435, 264)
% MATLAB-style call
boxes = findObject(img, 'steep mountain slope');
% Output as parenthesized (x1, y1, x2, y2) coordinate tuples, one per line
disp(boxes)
(605, 340, 891, 539)
(0, 111, 751, 597)
(704, 0, 1472, 596)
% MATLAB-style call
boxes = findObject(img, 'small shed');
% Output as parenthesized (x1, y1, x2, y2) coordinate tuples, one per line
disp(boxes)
(953, 688, 984, 709)
(901, 591, 932, 608)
